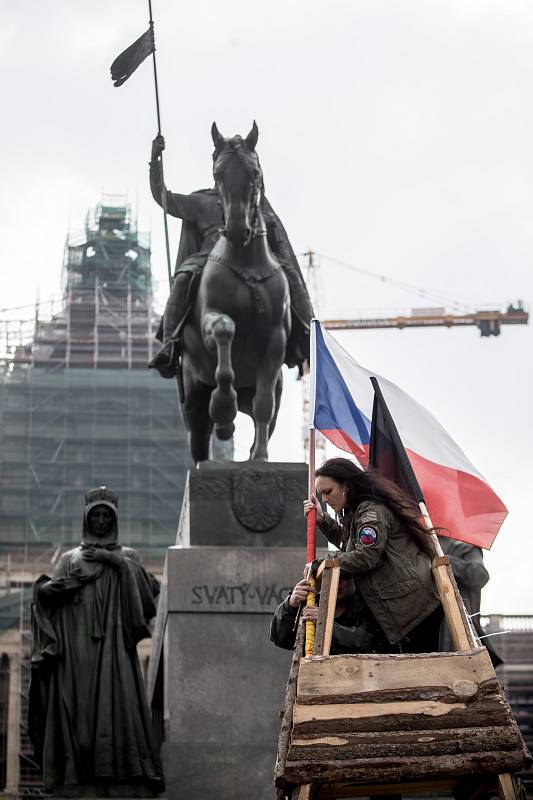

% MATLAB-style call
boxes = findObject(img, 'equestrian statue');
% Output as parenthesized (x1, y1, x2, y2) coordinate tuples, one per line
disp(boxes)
(149, 122, 313, 463)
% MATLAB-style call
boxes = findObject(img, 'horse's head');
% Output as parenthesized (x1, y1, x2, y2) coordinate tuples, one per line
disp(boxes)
(211, 121, 263, 248)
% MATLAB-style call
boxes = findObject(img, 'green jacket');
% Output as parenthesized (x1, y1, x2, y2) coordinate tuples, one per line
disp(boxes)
(318, 500, 440, 645)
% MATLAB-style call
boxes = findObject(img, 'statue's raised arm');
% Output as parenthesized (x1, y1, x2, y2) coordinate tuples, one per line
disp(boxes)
(149, 134, 200, 222)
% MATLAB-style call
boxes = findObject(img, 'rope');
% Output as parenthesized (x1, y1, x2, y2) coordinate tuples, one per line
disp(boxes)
(304, 577, 316, 656)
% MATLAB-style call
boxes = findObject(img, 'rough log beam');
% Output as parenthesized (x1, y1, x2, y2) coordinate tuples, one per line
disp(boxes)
(296, 677, 499, 706)
(288, 725, 520, 762)
(291, 698, 512, 735)
(283, 750, 527, 785)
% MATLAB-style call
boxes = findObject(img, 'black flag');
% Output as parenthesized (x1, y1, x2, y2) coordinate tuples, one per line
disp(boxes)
(368, 376, 425, 505)
(110, 26, 155, 87)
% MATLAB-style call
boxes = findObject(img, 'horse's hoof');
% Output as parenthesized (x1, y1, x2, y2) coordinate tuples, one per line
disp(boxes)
(215, 423, 235, 441)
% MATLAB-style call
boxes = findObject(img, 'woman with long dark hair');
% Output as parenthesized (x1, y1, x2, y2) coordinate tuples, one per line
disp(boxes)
(304, 457, 443, 653)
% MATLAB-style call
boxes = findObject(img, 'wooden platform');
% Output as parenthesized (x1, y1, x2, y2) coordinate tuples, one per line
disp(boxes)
(275, 560, 530, 800)
(284, 648, 526, 786)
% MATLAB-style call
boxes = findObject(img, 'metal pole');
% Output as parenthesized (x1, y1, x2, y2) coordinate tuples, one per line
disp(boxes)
(147, 0, 172, 287)
(304, 427, 317, 656)
(304, 324, 318, 656)
(307, 427, 316, 561)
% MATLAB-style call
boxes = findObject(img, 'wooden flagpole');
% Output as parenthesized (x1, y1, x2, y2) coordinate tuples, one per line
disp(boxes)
(147, 0, 173, 287)
(420, 500, 479, 651)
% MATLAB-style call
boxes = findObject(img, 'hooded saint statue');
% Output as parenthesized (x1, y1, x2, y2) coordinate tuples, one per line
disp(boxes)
(29, 487, 165, 795)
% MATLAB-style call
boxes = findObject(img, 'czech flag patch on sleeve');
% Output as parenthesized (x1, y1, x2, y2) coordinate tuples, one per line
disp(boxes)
(357, 525, 379, 546)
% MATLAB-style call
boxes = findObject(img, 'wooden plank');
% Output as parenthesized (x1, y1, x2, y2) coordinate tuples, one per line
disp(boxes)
(313, 565, 332, 655)
(297, 648, 495, 699)
(432, 561, 472, 651)
(498, 773, 519, 800)
(318, 564, 340, 657)
(284, 749, 527, 784)
(445, 558, 481, 648)
(294, 698, 465, 722)
(314, 559, 340, 655)
(315, 560, 326, 580)
(295, 784, 313, 800)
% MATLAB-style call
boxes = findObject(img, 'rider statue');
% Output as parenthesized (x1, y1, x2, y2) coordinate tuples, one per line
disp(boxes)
(148, 132, 313, 379)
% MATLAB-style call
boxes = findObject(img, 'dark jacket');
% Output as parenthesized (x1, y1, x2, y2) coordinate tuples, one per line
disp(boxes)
(318, 499, 440, 645)
(269, 592, 378, 654)
(439, 536, 488, 616)
(438, 536, 502, 666)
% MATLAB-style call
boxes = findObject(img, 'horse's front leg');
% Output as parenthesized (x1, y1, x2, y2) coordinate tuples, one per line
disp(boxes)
(202, 310, 238, 441)
(181, 365, 213, 464)
(250, 326, 286, 461)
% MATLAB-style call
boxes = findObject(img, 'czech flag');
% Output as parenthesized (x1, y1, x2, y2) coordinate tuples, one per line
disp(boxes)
(309, 320, 507, 549)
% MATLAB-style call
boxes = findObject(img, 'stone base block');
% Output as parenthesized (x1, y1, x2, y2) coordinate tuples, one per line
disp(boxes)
(163, 545, 316, 800)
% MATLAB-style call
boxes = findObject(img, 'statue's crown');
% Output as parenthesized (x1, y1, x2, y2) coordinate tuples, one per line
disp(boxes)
(85, 485, 119, 507)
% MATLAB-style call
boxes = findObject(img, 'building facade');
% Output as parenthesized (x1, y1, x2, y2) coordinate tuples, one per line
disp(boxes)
(0, 198, 190, 556)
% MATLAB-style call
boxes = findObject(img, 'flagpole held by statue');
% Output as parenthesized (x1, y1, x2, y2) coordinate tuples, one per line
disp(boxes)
(110, 0, 172, 286)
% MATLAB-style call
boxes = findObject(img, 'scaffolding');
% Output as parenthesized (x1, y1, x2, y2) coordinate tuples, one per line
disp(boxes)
(0, 197, 190, 557)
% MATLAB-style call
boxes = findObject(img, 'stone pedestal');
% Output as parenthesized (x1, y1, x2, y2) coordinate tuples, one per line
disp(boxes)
(177, 461, 308, 548)
(151, 462, 316, 800)
(162, 546, 307, 800)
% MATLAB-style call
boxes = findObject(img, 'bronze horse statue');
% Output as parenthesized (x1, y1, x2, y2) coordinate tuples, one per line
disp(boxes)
(180, 123, 292, 462)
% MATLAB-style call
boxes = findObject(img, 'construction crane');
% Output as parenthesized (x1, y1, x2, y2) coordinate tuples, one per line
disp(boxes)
(323, 305, 528, 337)
(300, 251, 529, 462)
(303, 251, 528, 337)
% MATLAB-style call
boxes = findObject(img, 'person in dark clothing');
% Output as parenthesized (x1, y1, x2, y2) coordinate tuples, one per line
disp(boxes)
(439, 535, 503, 666)
(270, 570, 381, 654)
(304, 458, 443, 654)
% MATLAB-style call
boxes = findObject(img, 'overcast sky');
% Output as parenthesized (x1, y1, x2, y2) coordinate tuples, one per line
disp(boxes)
(1, 0, 532, 613)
